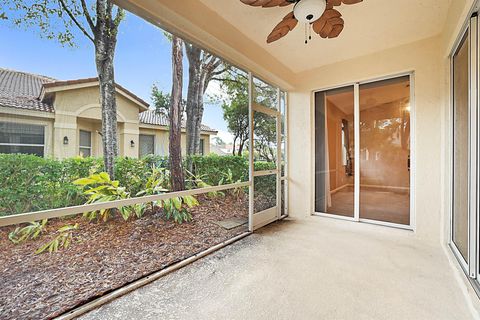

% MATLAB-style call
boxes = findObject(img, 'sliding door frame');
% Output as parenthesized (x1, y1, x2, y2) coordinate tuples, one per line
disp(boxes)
(449, 13, 479, 280)
(312, 72, 416, 231)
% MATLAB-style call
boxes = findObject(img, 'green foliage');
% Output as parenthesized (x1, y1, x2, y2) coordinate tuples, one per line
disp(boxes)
(136, 166, 170, 211)
(2, 0, 124, 47)
(188, 154, 248, 186)
(218, 69, 249, 156)
(137, 166, 170, 197)
(0, 154, 85, 216)
(115, 157, 151, 196)
(36, 224, 78, 254)
(8, 219, 48, 244)
(151, 85, 171, 118)
(161, 195, 198, 224)
(0, 154, 257, 217)
(74, 172, 135, 221)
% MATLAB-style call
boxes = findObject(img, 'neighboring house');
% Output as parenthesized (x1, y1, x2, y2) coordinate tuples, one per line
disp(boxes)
(0, 69, 217, 159)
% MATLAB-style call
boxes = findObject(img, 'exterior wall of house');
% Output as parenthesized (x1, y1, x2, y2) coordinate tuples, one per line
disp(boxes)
(52, 86, 142, 159)
(139, 125, 211, 157)
(0, 107, 55, 157)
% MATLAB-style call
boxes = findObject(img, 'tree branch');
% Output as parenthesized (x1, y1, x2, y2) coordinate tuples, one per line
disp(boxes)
(113, 6, 124, 29)
(58, 0, 94, 43)
(80, 0, 95, 32)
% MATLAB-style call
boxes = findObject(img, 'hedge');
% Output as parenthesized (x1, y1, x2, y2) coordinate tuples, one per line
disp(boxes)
(0, 154, 276, 217)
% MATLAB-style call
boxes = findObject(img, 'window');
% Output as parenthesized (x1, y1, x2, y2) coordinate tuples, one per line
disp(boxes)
(199, 139, 205, 155)
(0, 122, 45, 157)
(139, 134, 155, 157)
(79, 130, 92, 157)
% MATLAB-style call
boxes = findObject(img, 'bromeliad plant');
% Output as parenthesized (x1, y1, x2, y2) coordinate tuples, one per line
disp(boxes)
(74, 172, 143, 221)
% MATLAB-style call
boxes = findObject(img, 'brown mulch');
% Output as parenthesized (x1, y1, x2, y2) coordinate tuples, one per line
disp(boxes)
(0, 194, 249, 320)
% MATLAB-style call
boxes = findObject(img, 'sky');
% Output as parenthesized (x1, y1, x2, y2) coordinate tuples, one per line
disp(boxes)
(0, 9, 234, 143)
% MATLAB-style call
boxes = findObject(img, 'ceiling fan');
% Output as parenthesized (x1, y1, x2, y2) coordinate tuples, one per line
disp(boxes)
(239, 0, 363, 44)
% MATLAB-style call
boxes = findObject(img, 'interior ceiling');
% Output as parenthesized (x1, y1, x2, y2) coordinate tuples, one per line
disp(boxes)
(199, 0, 452, 73)
(326, 80, 410, 115)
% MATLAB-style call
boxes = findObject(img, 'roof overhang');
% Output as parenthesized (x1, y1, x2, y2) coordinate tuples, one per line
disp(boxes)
(139, 123, 218, 135)
(40, 78, 150, 111)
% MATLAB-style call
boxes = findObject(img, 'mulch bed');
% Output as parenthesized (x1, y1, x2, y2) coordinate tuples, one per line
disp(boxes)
(0, 194, 248, 320)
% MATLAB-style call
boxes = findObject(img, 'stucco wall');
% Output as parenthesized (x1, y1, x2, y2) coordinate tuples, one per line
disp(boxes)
(288, 36, 444, 244)
(0, 109, 54, 157)
(139, 126, 211, 157)
(52, 86, 142, 159)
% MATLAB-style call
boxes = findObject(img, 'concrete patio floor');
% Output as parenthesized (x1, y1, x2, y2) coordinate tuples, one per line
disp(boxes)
(81, 217, 476, 320)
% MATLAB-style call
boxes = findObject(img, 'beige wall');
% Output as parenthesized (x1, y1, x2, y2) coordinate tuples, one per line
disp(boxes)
(139, 125, 211, 157)
(326, 102, 353, 191)
(0, 108, 54, 157)
(288, 36, 444, 244)
(52, 86, 142, 159)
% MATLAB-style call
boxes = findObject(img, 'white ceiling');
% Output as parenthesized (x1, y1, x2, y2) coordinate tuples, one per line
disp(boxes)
(199, 0, 452, 73)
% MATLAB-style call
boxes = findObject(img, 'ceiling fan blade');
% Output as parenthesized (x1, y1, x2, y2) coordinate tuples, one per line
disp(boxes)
(326, 0, 363, 8)
(240, 0, 294, 8)
(312, 9, 344, 39)
(342, 0, 363, 4)
(267, 11, 298, 43)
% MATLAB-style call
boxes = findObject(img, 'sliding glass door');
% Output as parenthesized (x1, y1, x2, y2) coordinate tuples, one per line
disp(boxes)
(359, 76, 411, 225)
(314, 75, 413, 228)
(450, 14, 478, 281)
(315, 86, 355, 218)
(452, 30, 470, 264)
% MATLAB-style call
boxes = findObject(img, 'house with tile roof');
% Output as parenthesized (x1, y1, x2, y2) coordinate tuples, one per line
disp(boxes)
(0, 68, 217, 159)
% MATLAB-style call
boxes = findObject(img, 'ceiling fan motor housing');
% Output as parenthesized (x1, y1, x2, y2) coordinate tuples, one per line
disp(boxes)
(294, 0, 327, 24)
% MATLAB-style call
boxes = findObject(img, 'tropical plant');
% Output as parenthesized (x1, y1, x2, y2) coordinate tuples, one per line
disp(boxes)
(8, 219, 48, 244)
(36, 223, 78, 254)
(219, 168, 245, 198)
(161, 195, 198, 224)
(136, 166, 170, 211)
(74, 172, 135, 221)
(185, 170, 223, 198)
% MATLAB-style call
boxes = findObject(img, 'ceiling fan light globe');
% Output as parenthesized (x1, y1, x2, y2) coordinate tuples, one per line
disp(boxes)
(293, 0, 327, 24)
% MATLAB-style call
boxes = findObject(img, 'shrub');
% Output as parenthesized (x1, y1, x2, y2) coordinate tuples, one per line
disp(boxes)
(188, 154, 248, 186)
(0, 155, 83, 216)
(0, 154, 260, 217)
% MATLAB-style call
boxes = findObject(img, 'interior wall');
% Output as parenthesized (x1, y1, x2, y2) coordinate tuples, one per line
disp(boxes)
(326, 102, 353, 191)
(288, 35, 444, 244)
(359, 100, 410, 189)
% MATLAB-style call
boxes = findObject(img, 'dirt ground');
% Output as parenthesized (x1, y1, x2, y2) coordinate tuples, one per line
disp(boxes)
(0, 194, 248, 320)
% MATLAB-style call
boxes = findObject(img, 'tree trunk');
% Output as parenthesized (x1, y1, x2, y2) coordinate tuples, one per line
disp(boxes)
(185, 44, 224, 161)
(185, 46, 201, 157)
(169, 36, 186, 191)
(95, 0, 120, 179)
